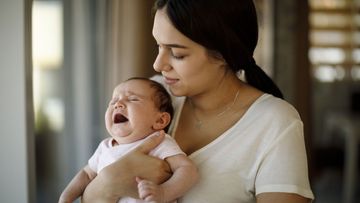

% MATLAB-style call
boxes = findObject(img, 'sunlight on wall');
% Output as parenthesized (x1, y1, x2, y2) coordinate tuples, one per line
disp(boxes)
(32, 1, 64, 133)
(32, 1, 63, 68)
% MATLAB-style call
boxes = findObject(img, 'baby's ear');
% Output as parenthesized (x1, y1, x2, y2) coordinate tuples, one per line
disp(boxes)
(153, 112, 171, 130)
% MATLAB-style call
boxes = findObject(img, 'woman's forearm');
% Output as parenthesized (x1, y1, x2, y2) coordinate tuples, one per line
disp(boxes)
(81, 161, 138, 202)
(82, 174, 123, 203)
(256, 192, 311, 203)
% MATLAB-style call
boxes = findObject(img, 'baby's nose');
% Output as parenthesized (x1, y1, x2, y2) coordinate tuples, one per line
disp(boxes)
(114, 101, 125, 109)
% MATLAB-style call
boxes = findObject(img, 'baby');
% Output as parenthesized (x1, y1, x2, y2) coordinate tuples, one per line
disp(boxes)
(59, 77, 198, 203)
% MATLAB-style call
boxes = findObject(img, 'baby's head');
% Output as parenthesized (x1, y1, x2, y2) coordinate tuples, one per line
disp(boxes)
(105, 77, 173, 145)
(128, 77, 174, 123)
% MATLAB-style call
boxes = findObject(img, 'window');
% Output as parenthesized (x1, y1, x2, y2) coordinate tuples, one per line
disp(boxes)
(310, 1, 360, 202)
(309, 0, 360, 82)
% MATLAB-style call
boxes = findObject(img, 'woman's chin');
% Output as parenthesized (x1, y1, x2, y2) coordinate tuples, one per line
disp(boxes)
(169, 88, 184, 97)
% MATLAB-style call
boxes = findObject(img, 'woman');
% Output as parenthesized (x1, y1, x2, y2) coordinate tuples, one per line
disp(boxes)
(82, 0, 314, 202)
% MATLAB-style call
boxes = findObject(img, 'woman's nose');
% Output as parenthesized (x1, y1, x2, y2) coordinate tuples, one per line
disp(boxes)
(153, 52, 171, 73)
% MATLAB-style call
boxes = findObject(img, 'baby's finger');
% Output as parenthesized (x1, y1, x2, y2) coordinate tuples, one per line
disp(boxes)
(138, 180, 155, 199)
(144, 194, 156, 202)
(135, 176, 143, 184)
(138, 179, 154, 188)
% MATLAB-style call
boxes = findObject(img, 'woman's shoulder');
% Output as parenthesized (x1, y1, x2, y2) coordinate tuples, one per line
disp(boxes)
(230, 94, 304, 148)
(257, 94, 300, 117)
(247, 93, 302, 125)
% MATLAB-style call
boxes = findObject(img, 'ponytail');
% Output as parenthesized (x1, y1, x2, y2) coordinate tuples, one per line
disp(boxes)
(244, 61, 284, 99)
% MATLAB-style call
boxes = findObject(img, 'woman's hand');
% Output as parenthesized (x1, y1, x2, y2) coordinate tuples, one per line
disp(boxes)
(81, 131, 172, 203)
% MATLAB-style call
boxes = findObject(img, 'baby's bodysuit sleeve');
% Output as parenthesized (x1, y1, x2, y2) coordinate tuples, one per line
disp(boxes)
(88, 139, 108, 173)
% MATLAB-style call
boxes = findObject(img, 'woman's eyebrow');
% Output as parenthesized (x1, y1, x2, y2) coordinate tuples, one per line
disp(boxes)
(163, 43, 188, 49)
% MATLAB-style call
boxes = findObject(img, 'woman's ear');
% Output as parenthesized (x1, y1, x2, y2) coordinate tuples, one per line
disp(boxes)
(153, 112, 171, 130)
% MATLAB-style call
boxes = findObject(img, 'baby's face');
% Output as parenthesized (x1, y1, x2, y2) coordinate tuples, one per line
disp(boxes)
(105, 79, 162, 144)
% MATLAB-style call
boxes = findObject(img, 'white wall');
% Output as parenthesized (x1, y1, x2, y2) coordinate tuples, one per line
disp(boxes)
(0, 0, 35, 202)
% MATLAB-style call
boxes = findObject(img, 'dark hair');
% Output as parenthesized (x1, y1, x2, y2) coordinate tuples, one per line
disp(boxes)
(126, 77, 174, 132)
(153, 0, 283, 99)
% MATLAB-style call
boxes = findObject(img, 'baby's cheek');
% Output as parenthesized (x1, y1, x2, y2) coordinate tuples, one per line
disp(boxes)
(104, 111, 112, 128)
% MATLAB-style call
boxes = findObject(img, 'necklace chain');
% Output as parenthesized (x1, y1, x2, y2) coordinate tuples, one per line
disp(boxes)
(190, 90, 240, 129)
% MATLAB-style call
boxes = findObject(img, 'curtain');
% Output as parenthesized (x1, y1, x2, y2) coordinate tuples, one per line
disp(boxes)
(105, 0, 157, 94)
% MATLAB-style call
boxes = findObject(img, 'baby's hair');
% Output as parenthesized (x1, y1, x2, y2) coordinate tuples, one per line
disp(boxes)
(125, 77, 174, 132)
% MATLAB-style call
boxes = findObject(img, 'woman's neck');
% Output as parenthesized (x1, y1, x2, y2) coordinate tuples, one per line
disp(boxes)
(188, 71, 245, 116)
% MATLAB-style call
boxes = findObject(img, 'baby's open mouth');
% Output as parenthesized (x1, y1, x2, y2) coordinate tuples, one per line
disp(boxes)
(113, 113, 128, 123)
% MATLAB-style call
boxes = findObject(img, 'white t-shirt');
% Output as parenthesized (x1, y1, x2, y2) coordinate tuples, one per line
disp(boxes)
(165, 90, 314, 202)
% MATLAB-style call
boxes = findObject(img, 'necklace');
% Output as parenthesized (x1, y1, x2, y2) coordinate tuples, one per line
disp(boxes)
(190, 90, 240, 129)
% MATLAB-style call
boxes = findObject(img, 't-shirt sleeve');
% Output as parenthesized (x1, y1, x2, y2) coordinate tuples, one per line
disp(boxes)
(255, 120, 314, 200)
(150, 134, 185, 160)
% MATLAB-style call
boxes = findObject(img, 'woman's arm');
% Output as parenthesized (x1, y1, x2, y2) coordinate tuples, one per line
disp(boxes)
(257, 192, 311, 203)
(81, 131, 172, 203)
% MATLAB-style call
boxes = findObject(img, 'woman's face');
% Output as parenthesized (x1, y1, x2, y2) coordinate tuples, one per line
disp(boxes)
(152, 9, 226, 97)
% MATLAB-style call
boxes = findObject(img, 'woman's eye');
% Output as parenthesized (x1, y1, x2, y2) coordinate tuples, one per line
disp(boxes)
(171, 52, 185, 60)
(172, 55, 185, 60)
(169, 48, 186, 60)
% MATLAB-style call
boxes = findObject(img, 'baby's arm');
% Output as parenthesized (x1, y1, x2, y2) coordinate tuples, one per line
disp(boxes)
(137, 154, 198, 202)
(59, 165, 97, 203)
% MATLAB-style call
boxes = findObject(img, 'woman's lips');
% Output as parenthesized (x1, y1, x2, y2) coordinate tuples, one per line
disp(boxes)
(164, 76, 179, 85)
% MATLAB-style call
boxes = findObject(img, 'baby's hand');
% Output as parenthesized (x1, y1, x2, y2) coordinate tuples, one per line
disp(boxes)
(136, 177, 165, 203)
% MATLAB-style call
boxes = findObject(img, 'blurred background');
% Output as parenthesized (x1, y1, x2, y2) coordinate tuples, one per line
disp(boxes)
(1, 0, 360, 202)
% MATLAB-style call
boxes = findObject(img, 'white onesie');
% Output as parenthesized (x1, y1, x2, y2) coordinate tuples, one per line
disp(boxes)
(88, 134, 184, 203)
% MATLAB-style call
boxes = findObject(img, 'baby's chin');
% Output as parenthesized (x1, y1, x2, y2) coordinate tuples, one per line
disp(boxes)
(110, 132, 147, 145)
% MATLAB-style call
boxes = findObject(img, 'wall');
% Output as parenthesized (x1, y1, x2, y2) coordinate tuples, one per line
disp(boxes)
(273, 0, 313, 167)
(0, 0, 35, 202)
